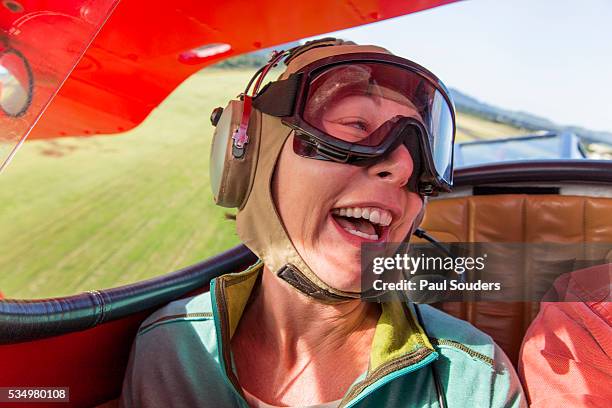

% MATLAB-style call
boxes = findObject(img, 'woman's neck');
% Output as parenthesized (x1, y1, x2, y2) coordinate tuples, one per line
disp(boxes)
(231, 266, 380, 405)
(256, 265, 378, 351)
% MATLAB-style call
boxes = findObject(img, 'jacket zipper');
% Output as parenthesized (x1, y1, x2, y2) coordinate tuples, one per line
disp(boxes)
(340, 349, 438, 408)
(431, 338, 494, 367)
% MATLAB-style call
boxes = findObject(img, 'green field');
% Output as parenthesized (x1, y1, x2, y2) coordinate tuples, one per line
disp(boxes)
(0, 69, 524, 299)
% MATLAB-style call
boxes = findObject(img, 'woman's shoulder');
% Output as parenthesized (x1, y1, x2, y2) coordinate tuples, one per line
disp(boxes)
(415, 304, 499, 368)
(417, 304, 492, 341)
(120, 291, 239, 408)
(136, 291, 215, 337)
(125, 291, 220, 381)
(415, 304, 526, 407)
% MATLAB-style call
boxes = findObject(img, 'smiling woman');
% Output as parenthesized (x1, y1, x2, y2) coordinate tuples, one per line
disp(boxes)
(119, 39, 526, 408)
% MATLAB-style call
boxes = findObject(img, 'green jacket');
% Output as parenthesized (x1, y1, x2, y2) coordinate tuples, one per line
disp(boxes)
(120, 261, 526, 407)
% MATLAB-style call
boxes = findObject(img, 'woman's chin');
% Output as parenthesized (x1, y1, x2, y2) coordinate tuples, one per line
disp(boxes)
(306, 241, 366, 293)
(316, 263, 363, 294)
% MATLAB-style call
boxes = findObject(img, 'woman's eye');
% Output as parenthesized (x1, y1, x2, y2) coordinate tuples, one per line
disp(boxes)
(321, 117, 372, 141)
(339, 120, 368, 132)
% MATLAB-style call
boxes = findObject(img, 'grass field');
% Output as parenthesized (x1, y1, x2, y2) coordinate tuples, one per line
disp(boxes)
(0, 69, 524, 299)
(454, 112, 527, 141)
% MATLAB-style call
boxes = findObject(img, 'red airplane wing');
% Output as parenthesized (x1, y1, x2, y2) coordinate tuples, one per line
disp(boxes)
(2, 0, 459, 143)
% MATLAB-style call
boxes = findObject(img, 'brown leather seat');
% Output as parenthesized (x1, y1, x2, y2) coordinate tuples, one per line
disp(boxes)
(415, 194, 612, 365)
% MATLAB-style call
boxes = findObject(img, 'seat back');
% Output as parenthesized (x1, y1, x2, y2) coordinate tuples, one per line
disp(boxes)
(416, 194, 612, 364)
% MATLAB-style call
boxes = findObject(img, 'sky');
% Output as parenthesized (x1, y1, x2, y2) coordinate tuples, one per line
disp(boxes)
(309, 0, 612, 133)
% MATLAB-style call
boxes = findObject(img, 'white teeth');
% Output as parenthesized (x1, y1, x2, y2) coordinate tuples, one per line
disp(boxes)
(345, 228, 379, 241)
(331, 206, 393, 227)
(369, 210, 381, 224)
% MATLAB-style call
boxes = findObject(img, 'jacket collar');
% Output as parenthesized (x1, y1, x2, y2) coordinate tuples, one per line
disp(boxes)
(210, 261, 438, 405)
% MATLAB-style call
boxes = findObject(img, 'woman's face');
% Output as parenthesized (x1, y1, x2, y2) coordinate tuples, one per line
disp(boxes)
(272, 94, 424, 292)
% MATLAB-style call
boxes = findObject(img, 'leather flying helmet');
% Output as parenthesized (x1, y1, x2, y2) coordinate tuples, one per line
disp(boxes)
(209, 38, 456, 302)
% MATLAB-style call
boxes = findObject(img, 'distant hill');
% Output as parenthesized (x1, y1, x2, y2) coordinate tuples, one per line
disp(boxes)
(450, 88, 612, 145)
(212, 42, 300, 68)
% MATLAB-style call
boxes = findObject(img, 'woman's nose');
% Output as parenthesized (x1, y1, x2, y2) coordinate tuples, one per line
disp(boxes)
(367, 144, 414, 188)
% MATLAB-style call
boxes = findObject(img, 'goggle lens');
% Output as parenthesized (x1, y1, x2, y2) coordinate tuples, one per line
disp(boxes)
(300, 62, 455, 186)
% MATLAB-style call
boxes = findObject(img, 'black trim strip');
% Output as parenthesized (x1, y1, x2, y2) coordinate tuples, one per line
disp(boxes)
(454, 160, 612, 186)
(137, 312, 214, 334)
(473, 186, 560, 195)
(0, 245, 257, 344)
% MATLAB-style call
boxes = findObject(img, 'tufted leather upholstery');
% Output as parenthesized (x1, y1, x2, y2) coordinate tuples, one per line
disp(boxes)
(415, 194, 612, 364)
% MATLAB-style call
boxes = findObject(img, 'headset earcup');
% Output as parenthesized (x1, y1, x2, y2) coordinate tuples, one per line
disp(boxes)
(209, 100, 259, 208)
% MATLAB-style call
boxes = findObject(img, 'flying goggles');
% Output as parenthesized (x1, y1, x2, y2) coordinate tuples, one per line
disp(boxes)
(252, 52, 456, 195)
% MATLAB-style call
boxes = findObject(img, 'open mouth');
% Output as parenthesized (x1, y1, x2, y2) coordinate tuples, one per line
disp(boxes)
(330, 206, 393, 241)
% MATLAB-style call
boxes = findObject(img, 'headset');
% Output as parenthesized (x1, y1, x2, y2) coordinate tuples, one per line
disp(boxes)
(209, 50, 291, 208)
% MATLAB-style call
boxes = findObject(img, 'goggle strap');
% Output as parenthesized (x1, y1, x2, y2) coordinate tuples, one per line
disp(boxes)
(283, 38, 354, 66)
(252, 74, 301, 117)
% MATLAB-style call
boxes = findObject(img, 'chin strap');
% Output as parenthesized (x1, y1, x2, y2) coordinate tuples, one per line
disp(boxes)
(276, 205, 427, 304)
(276, 264, 360, 304)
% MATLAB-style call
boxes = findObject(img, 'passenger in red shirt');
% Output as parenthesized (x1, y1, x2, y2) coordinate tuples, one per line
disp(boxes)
(519, 264, 611, 407)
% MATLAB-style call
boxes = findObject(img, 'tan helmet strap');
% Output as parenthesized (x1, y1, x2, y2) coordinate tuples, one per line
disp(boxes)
(276, 264, 360, 304)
